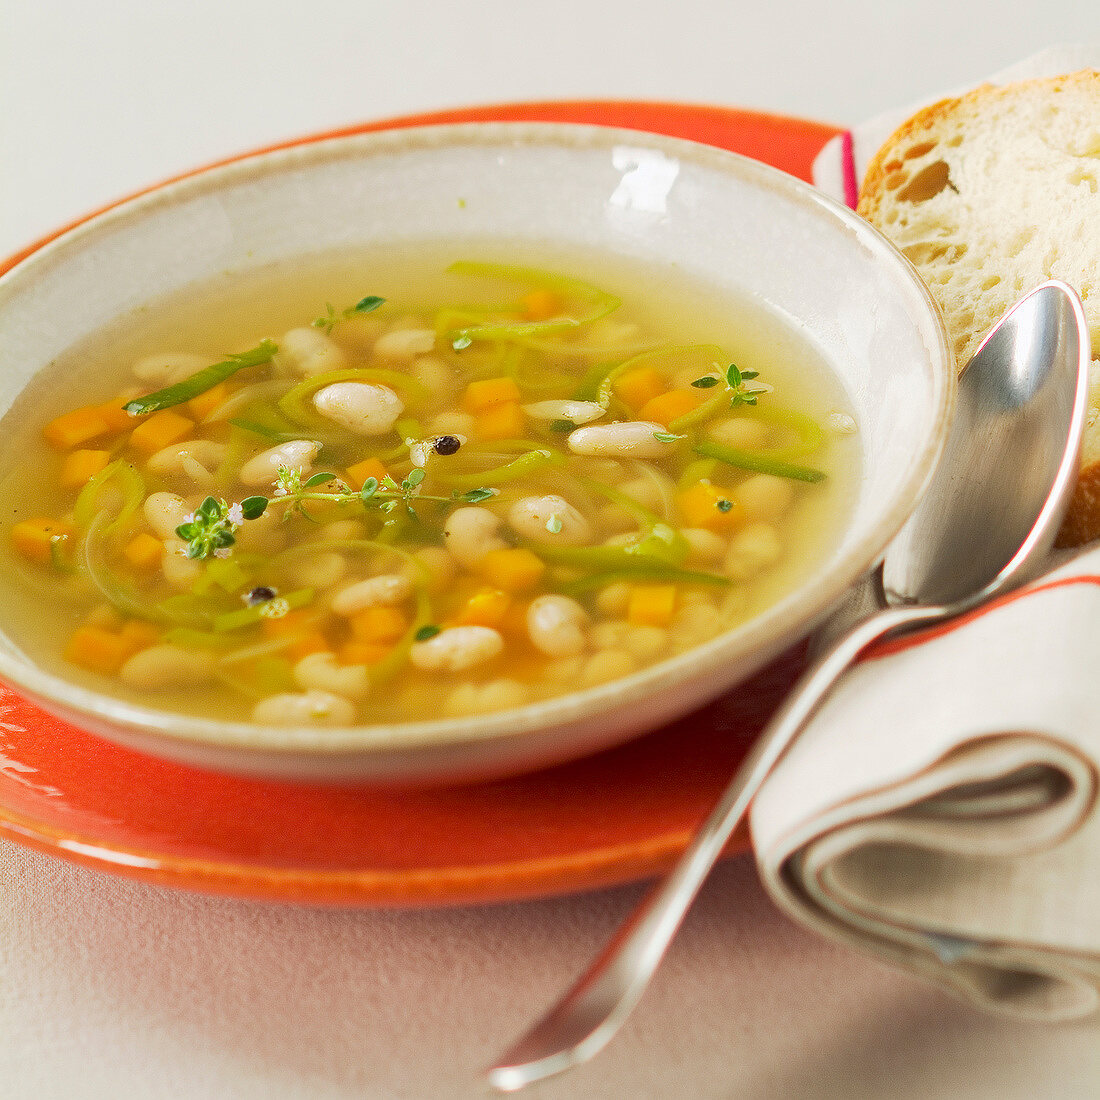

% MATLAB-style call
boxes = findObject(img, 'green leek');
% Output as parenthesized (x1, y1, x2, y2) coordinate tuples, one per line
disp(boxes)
(122, 340, 278, 416)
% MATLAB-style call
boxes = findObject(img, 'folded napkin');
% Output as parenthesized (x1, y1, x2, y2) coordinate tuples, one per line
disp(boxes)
(751, 547, 1100, 1021)
(752, 47, 1100, 1024)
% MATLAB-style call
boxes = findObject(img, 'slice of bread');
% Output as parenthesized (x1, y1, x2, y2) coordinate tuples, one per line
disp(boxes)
(857, 70, 1100, 545)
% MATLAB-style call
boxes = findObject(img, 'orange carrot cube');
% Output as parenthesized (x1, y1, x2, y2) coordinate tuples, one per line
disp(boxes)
(344, 456, 391, 490)
(42, 406, 111, 450)
(461, 377, 522, 414)
(638, 388, 706, 427)
(627, 585, 678, 628)
(677, 481, 743, 532)
(187, 381, 230, 421)
(475, 547, 546, 593)
(339, 640, 393, 666)
(64, 626, 134, 675)
(612, 367, 665, 412)
(452, 588, 511, 628)
(59, 448, 111, 489)
(473, 401, 525, 442)
(520, 288, 563, 321)
(349, 606, 408, 643)
(11, 517, 74, 565)
(123, 532, 164, 571)
(129, 409, 194, 455)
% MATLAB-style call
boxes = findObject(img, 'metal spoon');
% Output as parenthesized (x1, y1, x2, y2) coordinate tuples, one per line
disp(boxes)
(488, 281, 1091, 1092)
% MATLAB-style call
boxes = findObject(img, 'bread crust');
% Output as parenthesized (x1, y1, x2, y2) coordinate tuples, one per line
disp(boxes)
(857, 70, 1100, 546)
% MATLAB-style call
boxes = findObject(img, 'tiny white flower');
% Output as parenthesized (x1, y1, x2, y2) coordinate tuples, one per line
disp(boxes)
(227, 503, 244, 526)
(213, 547, 233, 559)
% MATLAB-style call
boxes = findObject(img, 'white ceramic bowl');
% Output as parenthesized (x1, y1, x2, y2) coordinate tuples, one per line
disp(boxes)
(0, 123, 953, 783)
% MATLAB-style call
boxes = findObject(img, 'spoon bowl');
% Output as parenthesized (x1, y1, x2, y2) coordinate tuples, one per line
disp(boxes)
(488, 280, 1091, 1092)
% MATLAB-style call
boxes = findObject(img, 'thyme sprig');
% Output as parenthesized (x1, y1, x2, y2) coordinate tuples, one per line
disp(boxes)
(176, 467, 497, 561)
(311, 295, 386, 335)
(726, 364, 767, 408)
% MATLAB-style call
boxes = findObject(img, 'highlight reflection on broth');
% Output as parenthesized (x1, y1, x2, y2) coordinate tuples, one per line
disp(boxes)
(0, 251, 858, 725)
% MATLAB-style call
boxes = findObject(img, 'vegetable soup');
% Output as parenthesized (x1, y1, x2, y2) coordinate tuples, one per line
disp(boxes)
(0, 247, 859, 725)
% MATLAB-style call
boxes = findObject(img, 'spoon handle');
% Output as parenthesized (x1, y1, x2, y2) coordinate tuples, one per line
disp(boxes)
(487, 600, 945, 1092)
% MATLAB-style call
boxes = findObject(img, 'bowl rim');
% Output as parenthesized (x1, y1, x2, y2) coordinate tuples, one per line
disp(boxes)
(0, 120, 955, 757)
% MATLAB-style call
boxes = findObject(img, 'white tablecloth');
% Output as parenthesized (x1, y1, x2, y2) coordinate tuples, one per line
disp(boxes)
(3, 3, 1100, 1096)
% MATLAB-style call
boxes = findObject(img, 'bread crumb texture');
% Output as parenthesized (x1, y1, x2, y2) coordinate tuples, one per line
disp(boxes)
(858, 70, 1100, 545)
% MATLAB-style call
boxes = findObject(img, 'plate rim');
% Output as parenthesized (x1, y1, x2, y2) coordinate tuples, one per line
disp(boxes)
(0, 99, 841, 905)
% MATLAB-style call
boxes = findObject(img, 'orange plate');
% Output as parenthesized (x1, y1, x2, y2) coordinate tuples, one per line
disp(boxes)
(0, 102, 839, 906)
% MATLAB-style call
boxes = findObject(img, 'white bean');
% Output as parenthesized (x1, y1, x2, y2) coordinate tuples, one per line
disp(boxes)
(508, 495, 592, 545)
(312, 381, 404, 436)
(278, 327, 347, 377)
(526, 595, 589, 657)
(409, 626, 503, 672)
(682, 527, 727, 566)
(443, 507, 506, 568)
(522, 399, 606, 424)
(707, 416, 771, 449)
(147, 439, 226, 483)
(120, 645, 215, 690)
(567, 421, 676, 459)
(374, 328, 436, 361)
(331, 573, 413, 616)
(293, 652, 370, 700)
(231, 507, 287, 555)
(251, 690, 356, 726)
(413, 356, 459, 398)
(733, 474, 795, 522)
(313, 519, 368, 542)
(143, 491, 192, 539)
(295, 550, 347, 590)
(161, 538, 203, 588)
(724, 522, 783, 580)
(428, 410, 475, 437)
(595, 581, 632, 616)
(444, 679, 529, 717)
(239, 439, 320, 488)
(405, 546, 456, 593)
(581, 648, 637, 687)
(132, 352, 212, 386)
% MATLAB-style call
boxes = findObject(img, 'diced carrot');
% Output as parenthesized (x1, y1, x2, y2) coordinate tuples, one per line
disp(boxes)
(473, 401, 525, 442)
(344, 456, 391, 490)
(520, 288, 563, 321)
(475, 547, 546, 593)
(122, 532, 164, 571)
(638, 388, 706, 427)
(612, 367, 665, 413)
(349, 606, 408, 643)
(499, 599, 532, 639)
(187, 381, 230, 421)
(451, 587, 511, 628)
(627, 584, 678, 628)
(260, 608, 317, 640)
(677, 480, 744, 532)
(340, 640, 393, 666)
(129, 409, 194, 455)
(42, 406, 111, 450)
(64, 626, 133, 675)
(285, 632, 332, 661)
(94, 400, 138, 433)
(10, 517, 74, 566)
(461, 377, 522, 414)
(59, 448, 111, 489)
(119, 619, 162, 654)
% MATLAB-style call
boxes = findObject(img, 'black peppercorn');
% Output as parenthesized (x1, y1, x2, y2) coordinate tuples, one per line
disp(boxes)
(433, 435, 462, 456)
(246, 586, 277, 605)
